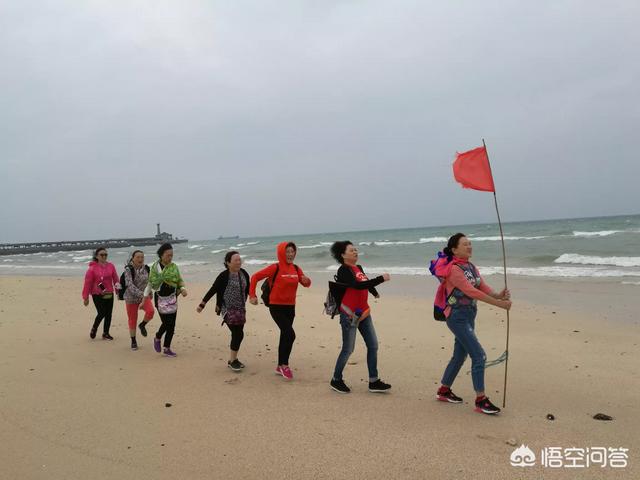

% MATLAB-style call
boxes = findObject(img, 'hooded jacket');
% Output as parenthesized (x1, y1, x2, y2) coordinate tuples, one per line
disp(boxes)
(249, 242, 311, 306)
(82, 261, 120, 300)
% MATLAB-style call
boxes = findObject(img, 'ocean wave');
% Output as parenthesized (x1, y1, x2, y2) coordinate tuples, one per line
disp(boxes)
(243, 259, 271, 265)
(371, 237, 447, 246)
(469, 235, 548, 241)
(188, 244, 205, 250)
(298, 242, 333, 249)
(174, 261, 208, 267)
(622, 281, 640, 285)
(479, 266, 640, 278)
(324, 264, 640, 278)
(211, 249, 225, 254)
(554, 253, 640, 268)
(0, 264, 84, 270)
(573, 230, 622, 237)
(72, 255, 93, 262)
(324, 265, 429, 276)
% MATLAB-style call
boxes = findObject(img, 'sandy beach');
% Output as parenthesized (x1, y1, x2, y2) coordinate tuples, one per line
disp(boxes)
(0, 274, 638, 479)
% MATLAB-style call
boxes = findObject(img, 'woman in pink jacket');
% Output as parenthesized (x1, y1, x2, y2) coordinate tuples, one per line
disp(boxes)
(82, 247, 120, 340)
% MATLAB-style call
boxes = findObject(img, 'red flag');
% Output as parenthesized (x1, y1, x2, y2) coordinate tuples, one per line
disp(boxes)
(453, 146, 495, 192)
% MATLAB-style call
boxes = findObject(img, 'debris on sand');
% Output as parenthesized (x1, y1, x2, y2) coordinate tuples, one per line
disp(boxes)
(593, 413, 613, 421)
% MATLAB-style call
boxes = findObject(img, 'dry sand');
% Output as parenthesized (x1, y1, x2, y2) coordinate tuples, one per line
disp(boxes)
(0, 275, 638, 479)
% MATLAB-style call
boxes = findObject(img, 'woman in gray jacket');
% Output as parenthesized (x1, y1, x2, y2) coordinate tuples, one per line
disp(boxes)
(122, 250, 154, 350)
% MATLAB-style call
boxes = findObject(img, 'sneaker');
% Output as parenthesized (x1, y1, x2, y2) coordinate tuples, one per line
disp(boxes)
(138, 322, 148, 337)
(131, 339, 138, 351)
(368, 379, 391, 393)
(330, 379, 351, 394)
(437, 388, 463, 403)
(277, 365, 293, 380)
(89, 328, 97, 339)
(474, 396, 501, 415)
(228, 359, 243, 372)
(153, 337, 161, 353)
(102, 333, 114, 340)
(163, 348, 177, 357)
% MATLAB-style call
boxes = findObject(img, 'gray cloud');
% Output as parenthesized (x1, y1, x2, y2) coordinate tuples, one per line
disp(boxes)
(1, 0, 639, 242)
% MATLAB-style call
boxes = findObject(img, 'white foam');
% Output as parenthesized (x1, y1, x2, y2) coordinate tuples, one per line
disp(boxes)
(469, 236, 548, 241)
(72, 255, 93, 262)
(372, 237, 447, 246)
(554, 253, 640, 268)
(188, 244, 204, 249)
(211, 249, 225, 254)
(322, 264, 640, 278)
(174, 261, 207, 266)
(480, 266, 640, 278)
(573, 230, 622, 237)
(622, 281, 640, 285)
(324, 265, 429, 276)
(419, 237, 448, 243)
(243, 259, 271, 265)
(298, 242, 333, 249)
(0, 264, 83, 270)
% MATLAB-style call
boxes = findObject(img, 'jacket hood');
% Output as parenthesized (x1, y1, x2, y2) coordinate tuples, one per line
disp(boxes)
(276, 241, 295, 265)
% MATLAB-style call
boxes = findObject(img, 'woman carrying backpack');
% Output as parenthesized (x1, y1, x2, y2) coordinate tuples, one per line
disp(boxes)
(197, 251, 250, 371)
(148, 243, 187, 357)
(248, 242, 311, 380)
(328, 241, 392, 394)
(430, 233, 511, 415)
(82, 247, 120, 340)
(122, 250, 154, 351)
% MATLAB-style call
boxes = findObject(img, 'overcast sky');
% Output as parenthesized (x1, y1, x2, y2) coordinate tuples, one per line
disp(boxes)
(1, 0, 638, 242)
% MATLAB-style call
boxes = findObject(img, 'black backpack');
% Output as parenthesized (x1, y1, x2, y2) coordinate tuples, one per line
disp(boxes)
(118, 264, 150, 300)
(323, 280, 343, 318)
(260, 264, 300, 307)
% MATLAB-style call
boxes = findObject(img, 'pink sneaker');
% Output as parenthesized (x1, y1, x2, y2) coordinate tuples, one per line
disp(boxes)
(280, 365, 293, 380)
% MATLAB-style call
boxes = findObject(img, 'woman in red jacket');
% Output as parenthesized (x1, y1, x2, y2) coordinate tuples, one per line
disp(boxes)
(249, 242, 311, 380)
(82, 247, 120, 340)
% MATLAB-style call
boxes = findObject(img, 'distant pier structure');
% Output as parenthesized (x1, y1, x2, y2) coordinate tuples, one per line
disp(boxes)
(0, 224, 188, 256)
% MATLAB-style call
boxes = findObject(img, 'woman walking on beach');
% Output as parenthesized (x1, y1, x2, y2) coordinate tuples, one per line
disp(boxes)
(121, 250, 154, 351)
(149, 243, 187, 357)
(82, 247, 120, 340)
(248, 242, 311, 380)
(197, 251, 250, 371)
(430, 233, 511, 415)
(328, 241, 392, 394)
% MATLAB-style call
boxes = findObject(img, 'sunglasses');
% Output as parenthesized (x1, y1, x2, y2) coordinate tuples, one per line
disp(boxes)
(98, 253, 108, 257)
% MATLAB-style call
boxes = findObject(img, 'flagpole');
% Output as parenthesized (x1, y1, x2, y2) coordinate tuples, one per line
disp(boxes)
(482, 139, 510, 409)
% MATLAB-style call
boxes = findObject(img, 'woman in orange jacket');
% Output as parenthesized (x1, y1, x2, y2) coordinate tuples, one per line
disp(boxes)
(249, 242, 311, 380)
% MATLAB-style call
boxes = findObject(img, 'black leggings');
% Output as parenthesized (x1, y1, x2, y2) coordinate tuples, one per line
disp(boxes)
(227, 323, 245, 352)
(269, 305, 296, 365)
(156, 312, 177, 348)
(91, 295, 113, 334)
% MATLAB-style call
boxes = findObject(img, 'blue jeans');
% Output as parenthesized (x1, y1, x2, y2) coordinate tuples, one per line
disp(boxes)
(332, 313, 379, 382)
(441, 306, 486, 392)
